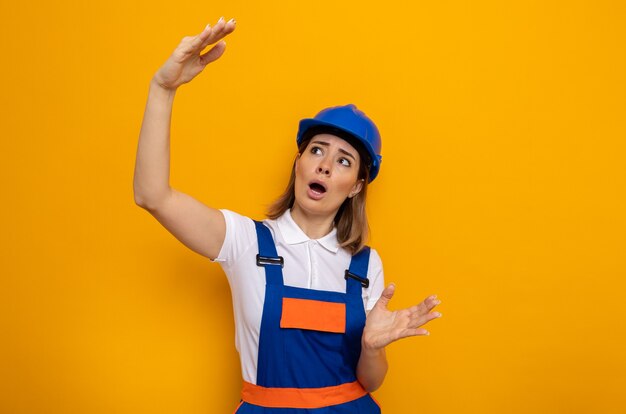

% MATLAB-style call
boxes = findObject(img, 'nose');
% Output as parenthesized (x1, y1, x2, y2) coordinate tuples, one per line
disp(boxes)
(317, 162, 331, 176)
(315, 151, 333, 176)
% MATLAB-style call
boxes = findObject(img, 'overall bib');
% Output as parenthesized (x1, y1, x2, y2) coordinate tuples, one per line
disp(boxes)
(233, 221, 381, 413)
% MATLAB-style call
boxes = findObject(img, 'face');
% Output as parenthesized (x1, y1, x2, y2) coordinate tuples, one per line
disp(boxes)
(293, 133, 364, 217)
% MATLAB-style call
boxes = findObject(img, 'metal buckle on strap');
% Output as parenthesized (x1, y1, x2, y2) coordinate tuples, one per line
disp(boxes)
(344, 270, 369, 288)
(256, 254, 284, 268)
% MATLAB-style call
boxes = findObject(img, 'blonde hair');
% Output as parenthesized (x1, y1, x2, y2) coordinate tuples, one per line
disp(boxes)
(266, 138, 370, 254)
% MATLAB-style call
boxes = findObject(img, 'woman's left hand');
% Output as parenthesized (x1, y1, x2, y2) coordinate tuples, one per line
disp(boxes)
(362, 284, 442, 350)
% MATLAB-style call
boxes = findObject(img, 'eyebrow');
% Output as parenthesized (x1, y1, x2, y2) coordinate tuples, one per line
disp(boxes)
(311, 140, 356, 161)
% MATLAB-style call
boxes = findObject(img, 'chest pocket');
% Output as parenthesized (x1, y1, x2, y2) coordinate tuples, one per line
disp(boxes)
(280, 297, 346, 333)
(280, 297, 346, 353)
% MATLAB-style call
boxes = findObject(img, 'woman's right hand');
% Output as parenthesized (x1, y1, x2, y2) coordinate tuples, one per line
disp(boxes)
(153, 17, 236, 91)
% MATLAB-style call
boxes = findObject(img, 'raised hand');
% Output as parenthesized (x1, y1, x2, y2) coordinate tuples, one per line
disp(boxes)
(362, 284, 442, 350)
(153, 17, 237, 90)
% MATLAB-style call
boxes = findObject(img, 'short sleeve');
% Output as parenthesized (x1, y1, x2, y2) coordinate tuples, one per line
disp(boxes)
(210, 209, 257, 267)
(364, 248, 385, 312)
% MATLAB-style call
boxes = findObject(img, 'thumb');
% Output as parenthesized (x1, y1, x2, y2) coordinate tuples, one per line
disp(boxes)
(376, 283, 396, 309)
(199, 40, 226, 66)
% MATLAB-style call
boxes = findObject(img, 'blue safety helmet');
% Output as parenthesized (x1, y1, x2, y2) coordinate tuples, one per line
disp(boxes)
(296, 104, 383, 182)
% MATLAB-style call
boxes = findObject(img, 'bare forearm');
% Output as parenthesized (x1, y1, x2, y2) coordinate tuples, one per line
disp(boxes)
(356, 344, 388, 392)
(133, 78, 177, 207)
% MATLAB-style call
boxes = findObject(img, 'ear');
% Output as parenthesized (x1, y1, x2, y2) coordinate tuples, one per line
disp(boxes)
(349, 179, 364, 198)
(295, 153, 301, 173)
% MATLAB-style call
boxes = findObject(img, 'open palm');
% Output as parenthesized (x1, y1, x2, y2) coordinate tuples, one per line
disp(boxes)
(362, 284, 442, 350)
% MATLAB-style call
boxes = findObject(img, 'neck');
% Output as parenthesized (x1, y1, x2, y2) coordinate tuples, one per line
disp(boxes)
(290, 204, 336, 239)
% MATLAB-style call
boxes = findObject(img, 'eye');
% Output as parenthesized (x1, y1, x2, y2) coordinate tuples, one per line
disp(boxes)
(339, 157, 351, 167)
(310, 146, 323, 155)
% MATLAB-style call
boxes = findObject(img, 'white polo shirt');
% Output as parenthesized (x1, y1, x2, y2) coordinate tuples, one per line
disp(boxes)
(211, 208, 385, 384)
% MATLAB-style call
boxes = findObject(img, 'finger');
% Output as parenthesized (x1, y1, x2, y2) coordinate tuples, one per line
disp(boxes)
(202, 17, 226, 45)
(187, 17, 228, 53)
(199, 41, 227, 66)
(415, 294, 441, 315)
(407, 311, 442, 329)
(201, 17, 236, 50)
(223, 18, 237, 34)
(407, 304, 420, 314)
(375, 283, 396, 309)
(397, 327, 430, 339)
(189, 23, 217, 52)
(202, 19, 236, 49)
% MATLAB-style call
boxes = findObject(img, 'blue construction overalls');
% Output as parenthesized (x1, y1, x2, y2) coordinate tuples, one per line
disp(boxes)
(233, 221, 382, 413)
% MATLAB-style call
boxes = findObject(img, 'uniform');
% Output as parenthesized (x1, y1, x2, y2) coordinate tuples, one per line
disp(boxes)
(212, 208, 385, 412)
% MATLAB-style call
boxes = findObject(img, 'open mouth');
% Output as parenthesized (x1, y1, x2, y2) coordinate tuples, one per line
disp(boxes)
(308, 182, 327, 194)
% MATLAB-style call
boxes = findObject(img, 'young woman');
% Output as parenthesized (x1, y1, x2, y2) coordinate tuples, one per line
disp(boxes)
(134, 16, 443, 413)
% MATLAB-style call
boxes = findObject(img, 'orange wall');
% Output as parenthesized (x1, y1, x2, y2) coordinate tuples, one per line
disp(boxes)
(1, 1, 625, 413)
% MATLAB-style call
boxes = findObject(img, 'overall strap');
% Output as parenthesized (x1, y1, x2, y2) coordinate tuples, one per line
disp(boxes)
(345, 246, 371, 296)
(254, 221, 284, 286)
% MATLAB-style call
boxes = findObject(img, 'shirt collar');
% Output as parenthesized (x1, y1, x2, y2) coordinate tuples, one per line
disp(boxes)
(276, 209, 339, 254)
